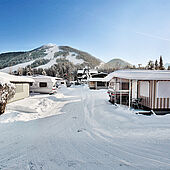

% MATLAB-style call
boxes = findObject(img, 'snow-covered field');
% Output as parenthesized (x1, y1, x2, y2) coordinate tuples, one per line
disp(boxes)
(0, 85, 170, 170)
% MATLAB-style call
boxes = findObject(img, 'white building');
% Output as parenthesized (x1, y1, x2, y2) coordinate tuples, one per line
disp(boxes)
(0, 72, 34, 102)
(108, 70, 170, 110)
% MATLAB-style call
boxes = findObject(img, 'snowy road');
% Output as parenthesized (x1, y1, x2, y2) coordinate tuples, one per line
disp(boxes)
(1, 85, 170, 170)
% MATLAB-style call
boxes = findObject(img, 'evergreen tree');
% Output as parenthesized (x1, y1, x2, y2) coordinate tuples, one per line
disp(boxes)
(155, 60, 158, 70)
(159, 56, 164, 70)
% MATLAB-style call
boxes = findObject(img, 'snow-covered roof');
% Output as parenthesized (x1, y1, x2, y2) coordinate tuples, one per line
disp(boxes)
(89, 69, 98, 74)
(55, 77, 62, 80)
(77, 70, 84, 74)
(103, 72, 115, 81)
(110, 70, 170, 80)
(89, 78, 107, 82)
(89, 72, 113, 82)
(30, 75, 57, 82)
(0, 72, 34, 83)
(91, 72, 108, 78)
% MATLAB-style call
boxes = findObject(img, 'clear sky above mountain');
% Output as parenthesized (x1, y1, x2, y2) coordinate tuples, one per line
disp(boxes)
(0, 0, 170, 66)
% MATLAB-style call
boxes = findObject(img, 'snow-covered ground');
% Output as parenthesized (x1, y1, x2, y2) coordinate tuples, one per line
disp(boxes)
(0, 85, 170, 170)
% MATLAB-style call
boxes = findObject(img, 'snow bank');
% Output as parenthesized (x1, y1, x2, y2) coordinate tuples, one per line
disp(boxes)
(0, 88, 78, 123)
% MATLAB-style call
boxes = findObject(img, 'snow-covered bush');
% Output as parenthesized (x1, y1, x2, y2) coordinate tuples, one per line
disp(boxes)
(0, 81, 15, 115)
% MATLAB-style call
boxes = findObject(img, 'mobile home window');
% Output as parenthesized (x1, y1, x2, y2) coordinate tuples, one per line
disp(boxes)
(140, 81, 149, 97)
(97, 82, 105, 86)
(119, 82, 129, 90)
(157, 81, 170, 98)
(39, 82, 47, 87)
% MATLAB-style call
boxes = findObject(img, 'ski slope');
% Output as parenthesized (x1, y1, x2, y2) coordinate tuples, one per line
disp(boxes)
(0, 44, 85, 73)
(0, 86, 170, 169)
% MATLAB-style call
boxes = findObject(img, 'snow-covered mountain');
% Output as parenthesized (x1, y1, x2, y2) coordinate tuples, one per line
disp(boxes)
(0, 44, 102, 73)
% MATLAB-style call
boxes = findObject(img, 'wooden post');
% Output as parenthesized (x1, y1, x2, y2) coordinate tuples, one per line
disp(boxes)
(129, 80, 131, 109)
(115, 78, 117, 104)
(120, 79, 122, 105)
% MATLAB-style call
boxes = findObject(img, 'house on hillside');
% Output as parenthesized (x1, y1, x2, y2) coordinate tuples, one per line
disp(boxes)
(88, 72, 110, 90)
(0, 72, 34, 102)
(108, 70, 170, 111)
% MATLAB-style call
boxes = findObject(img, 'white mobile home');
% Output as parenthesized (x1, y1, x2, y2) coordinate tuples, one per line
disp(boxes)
(30, 76, 57, 94)
(108, 70, 170, 110)
(0, 72, 34, 102)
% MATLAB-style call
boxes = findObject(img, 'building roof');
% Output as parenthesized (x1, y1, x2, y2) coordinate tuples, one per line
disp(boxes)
(0, 72, 34, 83)
(30, 75, 57, 82)
(111, 70, 170, 80)
(77, 70, 84, 74)
(55, 77, 62, 80)
(89, 72, 114, 82)
(89, 69, 98, 74)
(91, 72, 108, 78)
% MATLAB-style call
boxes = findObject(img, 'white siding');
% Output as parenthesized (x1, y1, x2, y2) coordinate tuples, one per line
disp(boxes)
(9, 83, 29, 103)
(140, 81, 149, 97)
(132, 80, 137, 99)
(157, 81, 170, 98)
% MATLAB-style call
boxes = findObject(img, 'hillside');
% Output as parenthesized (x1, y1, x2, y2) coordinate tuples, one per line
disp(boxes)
(101, 58, 132, 70)
(0, 44, 102, 73)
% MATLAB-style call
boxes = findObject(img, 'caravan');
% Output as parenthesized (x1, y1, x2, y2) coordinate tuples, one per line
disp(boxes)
(30, 76, 57, 94)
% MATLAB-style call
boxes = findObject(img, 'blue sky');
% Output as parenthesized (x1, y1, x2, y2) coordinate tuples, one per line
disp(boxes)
(0, 0, 170, 66)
